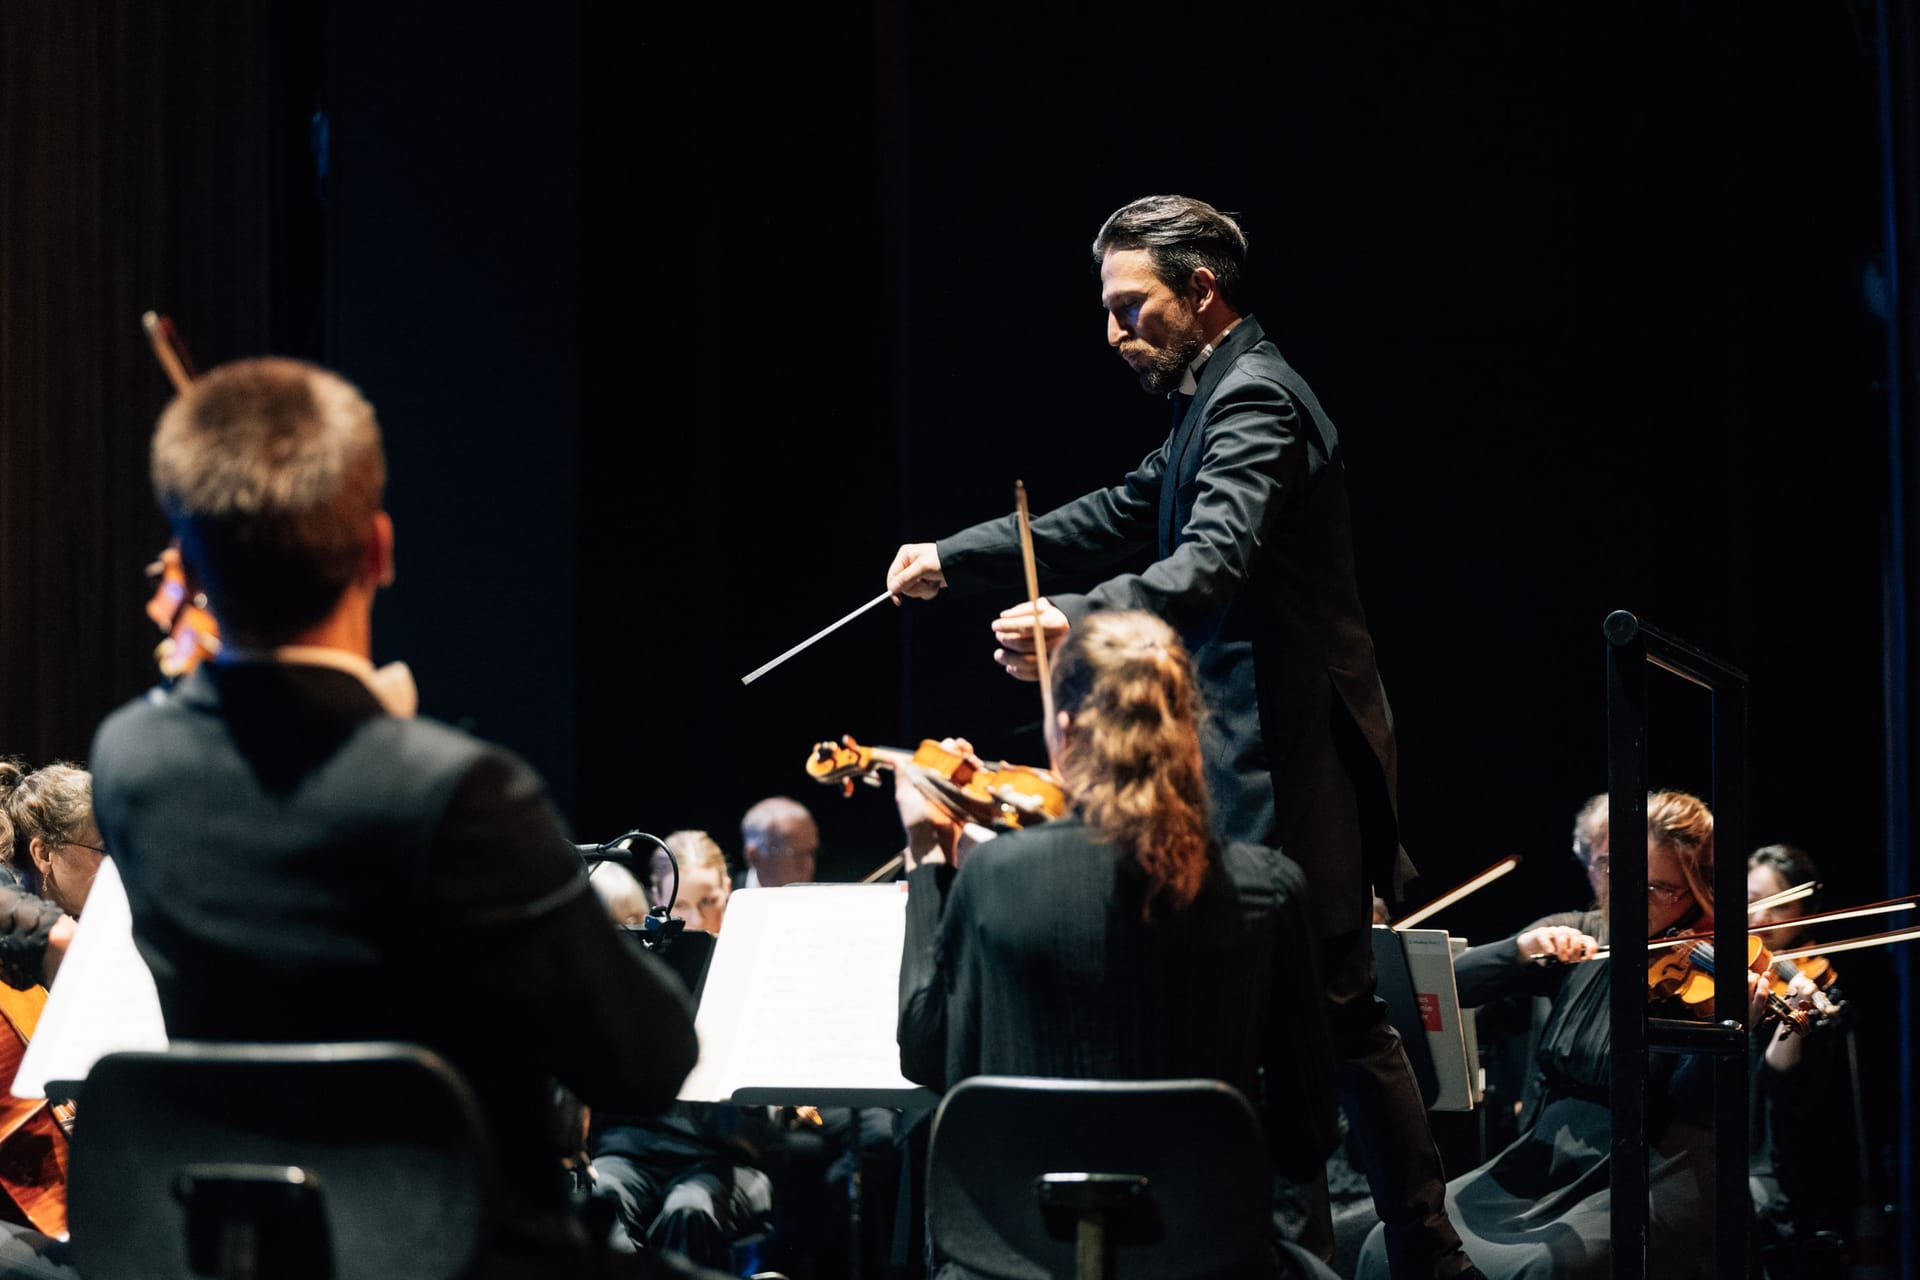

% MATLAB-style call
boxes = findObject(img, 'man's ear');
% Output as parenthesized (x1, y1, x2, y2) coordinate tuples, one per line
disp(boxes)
(367, 511, 396, 588)
(1188, 267, 1219, 313)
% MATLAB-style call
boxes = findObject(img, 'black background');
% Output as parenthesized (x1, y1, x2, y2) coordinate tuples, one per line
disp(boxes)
(1, 0, 1907, 1246)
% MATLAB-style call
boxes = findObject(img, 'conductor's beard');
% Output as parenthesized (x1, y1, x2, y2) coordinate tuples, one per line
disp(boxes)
(1120, 327, 1205, 396)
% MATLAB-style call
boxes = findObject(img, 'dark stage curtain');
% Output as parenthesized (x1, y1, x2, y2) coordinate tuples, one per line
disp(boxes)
(0, 1, 321, 766)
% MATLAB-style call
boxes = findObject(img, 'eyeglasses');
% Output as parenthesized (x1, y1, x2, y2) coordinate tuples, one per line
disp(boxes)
(63, 841, 108, 856)
(1595, 862, 1688, 904)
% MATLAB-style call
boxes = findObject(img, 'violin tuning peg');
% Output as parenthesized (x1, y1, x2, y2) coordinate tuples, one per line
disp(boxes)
(840, 779, 855, 798)
(861, 775, 885, 789)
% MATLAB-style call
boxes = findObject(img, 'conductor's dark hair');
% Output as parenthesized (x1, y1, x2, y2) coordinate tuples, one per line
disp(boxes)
(1092, 195, 1250, 310)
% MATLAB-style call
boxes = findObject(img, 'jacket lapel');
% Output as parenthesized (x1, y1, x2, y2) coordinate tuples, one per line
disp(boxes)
(1159, 318, 1267, 551)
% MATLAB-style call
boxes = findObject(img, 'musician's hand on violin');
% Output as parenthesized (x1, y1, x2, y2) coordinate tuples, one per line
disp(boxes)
(893, 768, 954, 872)
(893, 738, 979, 872)
(887, 543, 946, 603)
(1515, 925, 1598, 965)
(1747, 971, 1774, 1032)
(991, 599, 1069, 681)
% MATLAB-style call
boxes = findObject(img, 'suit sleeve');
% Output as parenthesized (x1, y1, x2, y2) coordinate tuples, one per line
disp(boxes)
(937, 441, 1169, 596)
(424, 748, 698, 1114)
(1057, 378, 1308, 630)
(898, 862, 958, 1090)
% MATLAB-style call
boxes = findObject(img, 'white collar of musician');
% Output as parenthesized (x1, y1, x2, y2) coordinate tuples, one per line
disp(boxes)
(214, 645, 419, 719)
(1175, 317, 1243, 397)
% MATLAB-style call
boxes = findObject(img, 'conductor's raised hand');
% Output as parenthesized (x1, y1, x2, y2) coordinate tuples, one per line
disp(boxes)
(990, 599, 1069, 682)
(887, 543, 947, 603)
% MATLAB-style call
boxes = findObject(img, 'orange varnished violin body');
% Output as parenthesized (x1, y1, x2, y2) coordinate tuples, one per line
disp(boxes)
(807, 736, 1067, 831)
(1646, 932, 1814, 1035)
(0, 986, 69, 1235)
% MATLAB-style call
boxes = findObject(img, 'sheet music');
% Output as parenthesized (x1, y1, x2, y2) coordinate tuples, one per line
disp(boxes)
(1398, 927, 1476, 1111)
(13, 858, 168, 1099)
(679, 884, 936, 1108)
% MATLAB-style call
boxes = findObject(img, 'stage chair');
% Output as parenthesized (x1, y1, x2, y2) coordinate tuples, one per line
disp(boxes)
(925, 1076, 1280, 1280)
(67, 1041, 493, 1280)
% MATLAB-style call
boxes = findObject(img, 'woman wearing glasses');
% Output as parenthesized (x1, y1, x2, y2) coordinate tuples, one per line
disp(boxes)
(1357, 790, 1768, 1280)
(0, 761, 103, 920)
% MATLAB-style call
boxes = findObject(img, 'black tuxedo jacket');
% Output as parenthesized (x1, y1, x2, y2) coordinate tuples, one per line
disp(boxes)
(938, 317, 1413, 931)
(91, 663, 697, 1231)
(896, 817, 1338, 1180)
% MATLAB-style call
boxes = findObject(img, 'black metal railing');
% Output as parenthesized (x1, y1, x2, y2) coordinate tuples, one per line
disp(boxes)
(1604, 609, 1749, 1280)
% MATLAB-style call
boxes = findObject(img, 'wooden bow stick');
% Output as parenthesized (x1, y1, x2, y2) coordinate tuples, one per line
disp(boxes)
(1014, 481, 1056, 760)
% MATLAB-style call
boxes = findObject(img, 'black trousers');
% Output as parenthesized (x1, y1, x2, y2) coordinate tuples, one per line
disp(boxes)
(1310, 924, 1469, 1280)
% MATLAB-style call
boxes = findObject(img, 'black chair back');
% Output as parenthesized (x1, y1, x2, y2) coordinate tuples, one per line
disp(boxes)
(69, 1041, 494, 1280)
(926, 1076, 1272, 1280)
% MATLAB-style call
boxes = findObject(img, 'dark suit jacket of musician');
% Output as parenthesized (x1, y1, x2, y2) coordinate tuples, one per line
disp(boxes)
(937, 316, 1413, 934)
(896, 817, 1339, 1180)
(90, 662, 698, 1258)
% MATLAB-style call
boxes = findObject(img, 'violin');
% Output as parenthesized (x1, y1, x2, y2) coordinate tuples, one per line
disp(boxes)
(806, 736, 1068, 832)
(140, 312, 221, 679)
(1768, 952, 1843, 1021)
(0, 986, 69, 1236)
(1645, 932, 1815, 1036)
(144, 545, 220, 679)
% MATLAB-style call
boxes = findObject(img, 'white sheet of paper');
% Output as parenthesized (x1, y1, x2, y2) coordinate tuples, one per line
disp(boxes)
(678, 884, 936, 1108)
(1398, 927, 1475, 1112)
(13, 858, 168, 1099)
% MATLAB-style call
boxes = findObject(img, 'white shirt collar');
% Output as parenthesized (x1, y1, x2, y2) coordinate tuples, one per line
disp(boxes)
(1175, 318, 1244, 397)
(215, 645, 419, 719)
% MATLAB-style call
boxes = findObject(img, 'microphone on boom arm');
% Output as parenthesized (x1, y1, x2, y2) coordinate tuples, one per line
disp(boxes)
(577, 830, 685, 952)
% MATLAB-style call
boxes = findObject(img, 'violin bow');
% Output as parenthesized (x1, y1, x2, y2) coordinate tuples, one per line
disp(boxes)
(1014, 481, 1057, 760)
(141, 311, 197, 395)
(1588, 891, 1920, 961)
(1391, 855, 1521, 929)
(1747, 879, 1818, 915)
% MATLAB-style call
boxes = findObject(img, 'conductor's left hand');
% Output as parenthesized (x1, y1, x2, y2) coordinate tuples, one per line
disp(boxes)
(990, 599, 1069, 682)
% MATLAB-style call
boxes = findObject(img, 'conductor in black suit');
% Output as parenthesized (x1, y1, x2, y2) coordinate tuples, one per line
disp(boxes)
(885, 195, 1476, 1279)
(91, 357, 699, 1278)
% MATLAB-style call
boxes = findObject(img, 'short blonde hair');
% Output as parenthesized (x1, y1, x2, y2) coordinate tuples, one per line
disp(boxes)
(589, 861, 650, 926)
(1571, 792, 1608, 866)
(152, 357, 386, 642)
(659, 830, 730, 899)
(0, 761, 94, 881)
